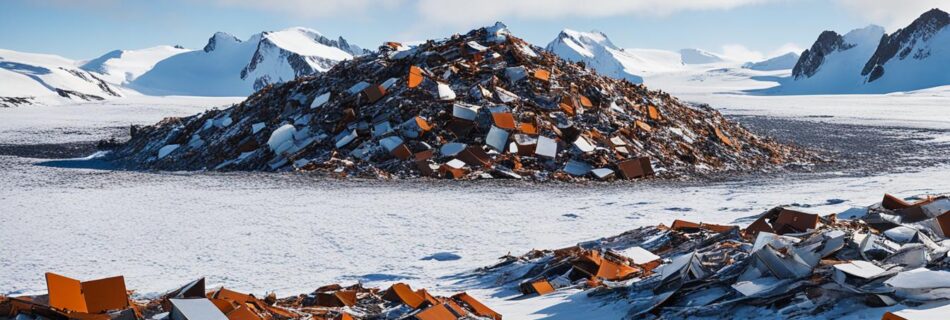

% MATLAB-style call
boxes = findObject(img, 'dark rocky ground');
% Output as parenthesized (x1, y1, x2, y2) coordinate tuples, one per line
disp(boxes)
(732, 115, 950, 177)
(0, 115, 947, 187)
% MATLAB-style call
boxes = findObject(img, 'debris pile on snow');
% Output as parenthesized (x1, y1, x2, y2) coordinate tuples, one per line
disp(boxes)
(477, 193, 950, 318)
(0, 275, 502, 320)
(111, 22, 816, 181)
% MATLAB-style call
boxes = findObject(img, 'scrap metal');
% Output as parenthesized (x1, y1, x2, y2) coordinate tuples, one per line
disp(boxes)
(477, 193, 950, 319)
(109, 23, 816, 181)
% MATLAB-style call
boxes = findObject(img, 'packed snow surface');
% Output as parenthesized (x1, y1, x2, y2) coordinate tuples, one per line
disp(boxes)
(0, 91, 948, 320)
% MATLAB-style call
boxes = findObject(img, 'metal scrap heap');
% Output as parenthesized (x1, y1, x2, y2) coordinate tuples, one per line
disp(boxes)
(478, 193, 950, 318)
(0, 276, 501, 320)
(110, 23, 815, 181)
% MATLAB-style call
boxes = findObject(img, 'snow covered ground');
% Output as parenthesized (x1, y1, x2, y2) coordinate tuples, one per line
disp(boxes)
(683, 86, 950, 130)
(1, 93, 949, 319)
(0, 96, 242, 144)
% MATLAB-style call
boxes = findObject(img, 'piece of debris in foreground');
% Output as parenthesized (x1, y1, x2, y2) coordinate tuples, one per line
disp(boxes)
(477, 193, 950, 319)
(1, 275, 502, 320)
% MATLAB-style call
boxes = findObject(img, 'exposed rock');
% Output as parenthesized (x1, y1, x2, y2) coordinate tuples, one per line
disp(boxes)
(861, 8, 949, 82)
(792, 31, 853, 79)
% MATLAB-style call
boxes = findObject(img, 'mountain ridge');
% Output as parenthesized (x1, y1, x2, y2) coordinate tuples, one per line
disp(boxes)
(776, 8, 949, 94)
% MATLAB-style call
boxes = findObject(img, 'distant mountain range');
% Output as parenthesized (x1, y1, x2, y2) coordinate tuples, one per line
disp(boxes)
(764, 8, 949, 94)
(0, 27, 367, 106)
(546, 8, 949, 95)
(1, 9, 947, 106)
(132, 27, 368, 96)
(544, 29, 753, 84)
(0, 48, 124, 107)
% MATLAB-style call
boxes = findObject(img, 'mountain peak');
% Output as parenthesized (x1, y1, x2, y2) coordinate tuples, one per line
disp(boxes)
(778, 8, 948, 94)
(843, 25, 885, 44)
(921, 8, 949, 21)
(260, 27, 368, 57)
(556, 29, 618, 51)
(860, 9, 948, 82)
(203, 32, 241, 52)
(545, 28, 643, 83)
(135, 28, 368, 96)
(790, 26, 883, 80)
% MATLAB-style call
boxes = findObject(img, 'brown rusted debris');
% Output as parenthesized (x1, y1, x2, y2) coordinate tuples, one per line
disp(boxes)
(1, 276, 502, 320)
(110, 23, 817, 181)
(478, 193, 950, 319)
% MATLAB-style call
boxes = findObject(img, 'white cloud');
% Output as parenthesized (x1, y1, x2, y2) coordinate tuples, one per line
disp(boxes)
(719, 44, 765, 62)
(713, 42, 803, 62)
(203, 0, 406, 18)
(193, 0, 777, 25)
(836, 0, 947, 30)
(768, 43, 804, 57)
(415, 0, 777, 27)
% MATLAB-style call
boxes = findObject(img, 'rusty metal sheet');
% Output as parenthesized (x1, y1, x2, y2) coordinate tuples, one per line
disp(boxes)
(491, 112, 517, 130)
(362, 85, 386, 104)
(882, 193, 914, 210)
(392, 144, 412, 160)
(439, 160, 468, 179)
(46, 273, 86, 313)
(578, 95, 593, 108)
(458, 146, 492, 168)
(415, 289, 441, 305)
(408, 66, 424, 89)
(533, 69, 550, 81)
(529, 280, 555, 296)
(616, 157, 653, 180)
(452, 293, 501, 320)
(936, 211, 950, 237)
(224, 305, 262, 320)
(80, 276, 128, 314)
(635, 120, 652, 133)
(383, 283, 424, 309)
(519, 122, 537, 135)
(715, 127, 734, 148)
(773, 209, 819, 234)
(414, 304, 459, 320)
(647, 105, 660, 120)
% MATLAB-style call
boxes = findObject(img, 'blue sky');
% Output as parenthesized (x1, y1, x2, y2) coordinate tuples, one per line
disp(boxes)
(1, 0, 945, 60)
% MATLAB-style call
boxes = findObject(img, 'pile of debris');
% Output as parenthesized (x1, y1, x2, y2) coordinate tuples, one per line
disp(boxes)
(109, 23, 816, 181)
(0, 275, 501, 320)
(478, 193, 950, 318)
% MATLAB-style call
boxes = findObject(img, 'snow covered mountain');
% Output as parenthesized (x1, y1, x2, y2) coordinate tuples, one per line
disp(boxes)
(0, 49, 123, 107)
(792, 26, 884, 81)
(80, 45, 190, 84)
(545, 29, 647, 83)
(743, 52, 800, 71)
(544, 29, 802, 96)
(679, 48, 727, 64)
(131, 27, 368, 96)
(771, 8, 949, 94)
(544, 29, 758, 84)
(859, 8, 950, 90)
